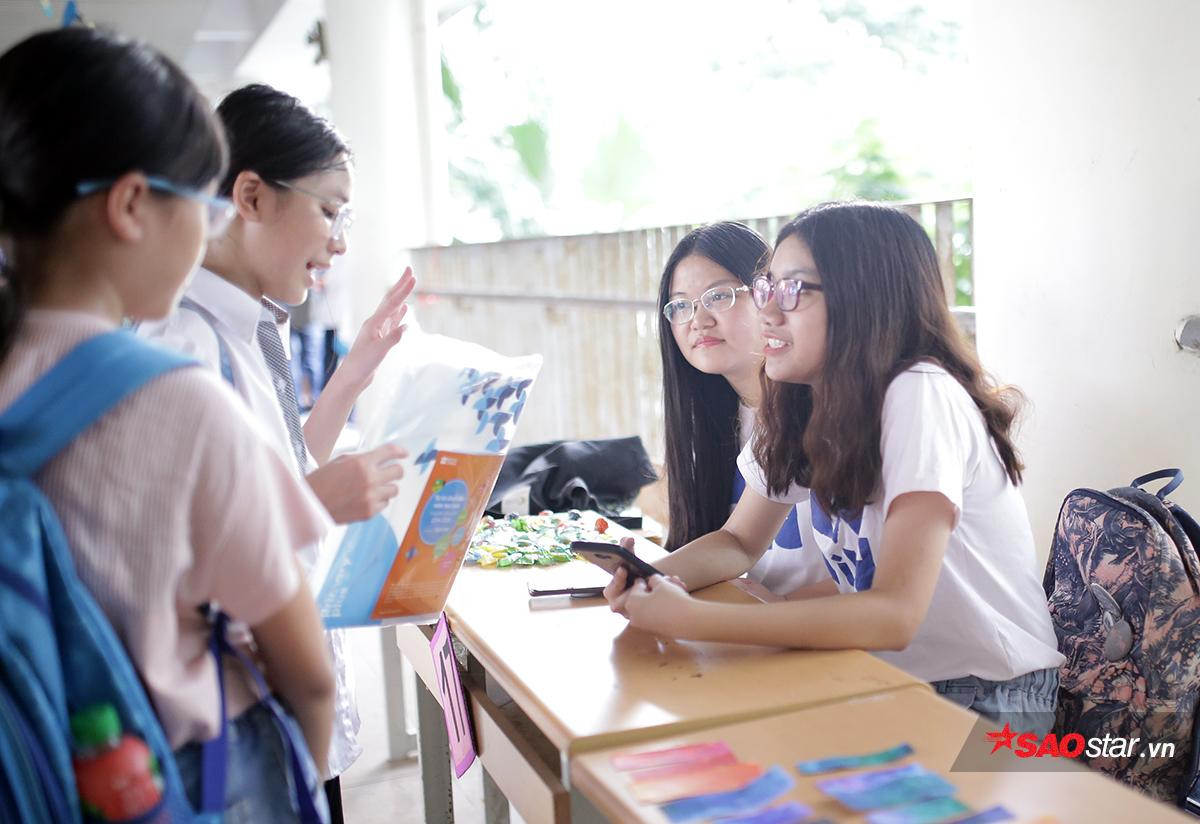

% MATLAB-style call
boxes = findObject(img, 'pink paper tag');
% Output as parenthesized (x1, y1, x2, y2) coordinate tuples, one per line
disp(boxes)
(430, 612, 476, 777)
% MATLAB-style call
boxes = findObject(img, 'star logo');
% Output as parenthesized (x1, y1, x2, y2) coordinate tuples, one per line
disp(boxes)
(985, 722, 1018, 753)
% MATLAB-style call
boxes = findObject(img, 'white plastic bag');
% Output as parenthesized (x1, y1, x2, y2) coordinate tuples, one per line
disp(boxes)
(316, 331, 542, 626)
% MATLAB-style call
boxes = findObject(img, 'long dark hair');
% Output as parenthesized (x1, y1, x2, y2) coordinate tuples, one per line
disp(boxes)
(753, 202, 1023, 514)
(0, 27, 227, 362)
(215, 84, 350, 196)
(659, 222, 770, 551)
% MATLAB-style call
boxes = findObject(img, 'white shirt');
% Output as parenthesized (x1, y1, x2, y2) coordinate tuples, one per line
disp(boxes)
(737, 404, 828, 594)
(140, 269, 308, 477)
(140, 268, 363, 776)
(736, 363, 1065, 683)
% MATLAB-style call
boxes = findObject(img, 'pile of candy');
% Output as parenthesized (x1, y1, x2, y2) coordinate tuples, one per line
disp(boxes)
(466, 511, 616, 567)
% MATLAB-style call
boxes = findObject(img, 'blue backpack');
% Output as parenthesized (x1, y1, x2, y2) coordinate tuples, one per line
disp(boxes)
(0, 330, 323, 823)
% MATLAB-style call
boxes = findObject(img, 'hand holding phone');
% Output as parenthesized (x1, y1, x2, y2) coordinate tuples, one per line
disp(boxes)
(571, 541, 662, 591)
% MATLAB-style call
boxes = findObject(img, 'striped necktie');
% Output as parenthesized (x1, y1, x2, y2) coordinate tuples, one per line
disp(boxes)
(256, 299, 308, 471)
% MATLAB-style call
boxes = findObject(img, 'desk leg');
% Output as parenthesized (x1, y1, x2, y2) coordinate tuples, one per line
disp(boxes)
(567, 786, 609, 824)
(473, 659, 511, 823)
(382, 625, 418, 760)
(481, 766, 510, 824)
(565, 755, 609, 824)
(416, 677, 454, 823)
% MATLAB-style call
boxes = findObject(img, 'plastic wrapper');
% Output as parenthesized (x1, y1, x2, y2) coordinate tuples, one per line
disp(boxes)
(315, 331, 542, 626)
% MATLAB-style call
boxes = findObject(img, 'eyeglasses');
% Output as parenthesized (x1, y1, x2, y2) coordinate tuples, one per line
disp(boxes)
(662, 284, 750, 325)
(76, 176, 235, 239)
(269, 179, 354, 241)
(751, 275, 823, 311)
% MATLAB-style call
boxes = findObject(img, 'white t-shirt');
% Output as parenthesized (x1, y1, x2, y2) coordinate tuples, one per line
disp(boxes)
(737, 405, 828, 594)
(736, 363, 1065, 683)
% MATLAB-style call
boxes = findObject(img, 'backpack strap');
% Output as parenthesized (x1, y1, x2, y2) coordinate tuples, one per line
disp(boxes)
(1131, 468, 1184, 500)
(1112, 486, 1200, 592)
(1186, 722, 1200, 814)
(0, 330, 194, 478)
(179, 297, 236, 387)
(202, 610, 326, 823)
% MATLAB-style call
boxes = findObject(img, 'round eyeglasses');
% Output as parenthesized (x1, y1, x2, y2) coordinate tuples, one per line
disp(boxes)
(751, 275, 823, 312)
(662, 284, 750, 325)
(269, 179, 354, 241)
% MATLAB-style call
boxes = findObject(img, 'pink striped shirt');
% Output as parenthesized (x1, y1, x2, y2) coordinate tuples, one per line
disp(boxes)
(0, 309, 332, 748)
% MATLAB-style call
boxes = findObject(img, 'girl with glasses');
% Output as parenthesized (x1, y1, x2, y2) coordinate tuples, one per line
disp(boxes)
(655, 222, 827, 595)
(0, 27, 334, 818)
(611, 203, 1064, 734)
(140, 82, 412, 815)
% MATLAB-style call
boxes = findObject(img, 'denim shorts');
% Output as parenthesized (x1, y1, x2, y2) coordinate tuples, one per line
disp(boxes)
(931, 667, 1059, 737)
(174, 700, 329, 823)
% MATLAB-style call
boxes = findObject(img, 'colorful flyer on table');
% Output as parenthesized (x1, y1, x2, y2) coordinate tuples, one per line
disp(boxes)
(796, 743, 914, 775)
(612, 742, 735, 772)
(720, 802, 813, 824)
(818, 763, 956, 812)
(660, 765, 795, 823)
(629, 750, 739, 782)
(631, 762, 764, 804)
(866, 797, 970, 824)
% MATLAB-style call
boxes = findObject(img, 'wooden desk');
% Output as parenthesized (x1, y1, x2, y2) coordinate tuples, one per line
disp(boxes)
(443, 559, 922, 754)
(571, 685, 1191, 823)
(396, 549, 923, 823)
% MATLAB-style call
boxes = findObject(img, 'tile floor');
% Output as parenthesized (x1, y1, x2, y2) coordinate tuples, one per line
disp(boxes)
(339, 626, 516, 824)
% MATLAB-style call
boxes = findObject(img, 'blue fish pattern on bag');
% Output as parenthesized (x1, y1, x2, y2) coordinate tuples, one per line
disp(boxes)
(414, 439, 438, 474)
(457, 368, 530, 452)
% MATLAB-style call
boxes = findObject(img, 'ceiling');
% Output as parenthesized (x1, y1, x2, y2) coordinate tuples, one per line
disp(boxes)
(0, 0, 289, 99)
(1, 0, 477, 104)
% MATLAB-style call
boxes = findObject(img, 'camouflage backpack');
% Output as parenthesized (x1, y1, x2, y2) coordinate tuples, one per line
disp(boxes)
(1043, 468, 1200, 812)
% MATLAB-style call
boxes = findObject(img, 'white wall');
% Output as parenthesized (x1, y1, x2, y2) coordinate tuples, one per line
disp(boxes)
(324, 0, 446, 291)
(973, 1, 1200, 562)
(322, 0, 449, 416)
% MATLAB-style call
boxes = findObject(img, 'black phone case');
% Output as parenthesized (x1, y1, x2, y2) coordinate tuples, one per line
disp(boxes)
(570, 541, 662, 580)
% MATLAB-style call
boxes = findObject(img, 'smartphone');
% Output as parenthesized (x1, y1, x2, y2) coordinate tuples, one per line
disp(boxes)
(570, 541, 663, 590)
(525, 583, 606, 598)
